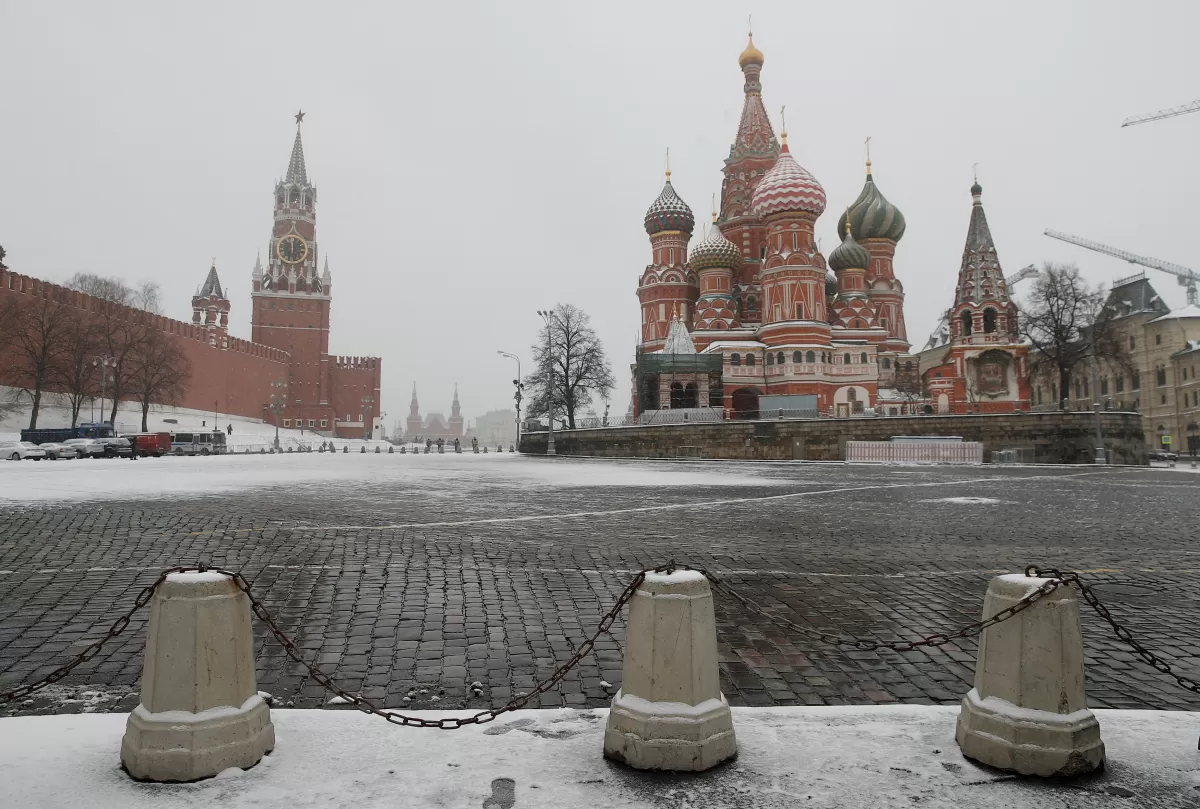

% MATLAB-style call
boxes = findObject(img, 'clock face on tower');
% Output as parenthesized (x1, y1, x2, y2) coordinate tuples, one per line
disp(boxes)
(276, 234, 308, 264)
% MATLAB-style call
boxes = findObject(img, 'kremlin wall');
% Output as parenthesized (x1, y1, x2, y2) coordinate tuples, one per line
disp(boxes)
(0, 116, 383, 439)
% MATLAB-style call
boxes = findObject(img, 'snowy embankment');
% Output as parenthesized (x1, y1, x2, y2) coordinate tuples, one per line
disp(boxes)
(0, 387, 390, 451)
(1, 707, 1197, 808)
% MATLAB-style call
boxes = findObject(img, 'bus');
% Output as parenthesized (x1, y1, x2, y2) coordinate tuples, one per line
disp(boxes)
(168, 431, 228, 456)
(20, 422, 116, 444)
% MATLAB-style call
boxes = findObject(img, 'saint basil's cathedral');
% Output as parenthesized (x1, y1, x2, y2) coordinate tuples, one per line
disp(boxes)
(633, 35, 1029, 418)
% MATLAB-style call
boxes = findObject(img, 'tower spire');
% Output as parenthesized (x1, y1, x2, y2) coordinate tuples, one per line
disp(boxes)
(286, 111, 309, 185)
(730, 32, 777, 161)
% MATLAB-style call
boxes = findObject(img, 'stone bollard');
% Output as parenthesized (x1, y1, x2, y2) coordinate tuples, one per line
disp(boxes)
(343, 445, 349, 453)
(603, 570, 736, 771)
(375, 445, 381, 453)
(955, 574, 1104, 776)
(388, 445, 394, 454)
(361, 445, 367, 454)
(121, 572, 275, 781)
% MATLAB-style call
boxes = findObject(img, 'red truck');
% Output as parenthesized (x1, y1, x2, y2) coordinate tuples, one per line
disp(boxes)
(133, 433, 172, 457)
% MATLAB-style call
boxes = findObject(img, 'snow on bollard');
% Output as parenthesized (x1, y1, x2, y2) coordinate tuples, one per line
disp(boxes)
(121, 571, 275, 782)
(955, 574, 1104, 777)
(603, 569, 736, 771)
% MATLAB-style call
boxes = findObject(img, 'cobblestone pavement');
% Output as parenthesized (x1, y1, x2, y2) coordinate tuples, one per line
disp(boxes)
(1, 455, 1198, 716)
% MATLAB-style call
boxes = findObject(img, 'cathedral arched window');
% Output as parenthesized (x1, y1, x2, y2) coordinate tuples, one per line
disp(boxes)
(807, 350, 815, 363)
(731, 353, 741, 366)
(746, 354, 756, 367)
(860, 353, 868, 365)
(793, 351, 802, 364)
(960, 311, 973, 336)
(881, 358, 890, 370)
(843, 353, 851, 365)
(983, 308, 997, 333)
(766, 352, 774, 366)
(777, 352, 785, 366)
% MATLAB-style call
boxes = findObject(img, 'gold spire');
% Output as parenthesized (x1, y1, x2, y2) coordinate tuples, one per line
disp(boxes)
(779, 105, 788, 146)
(865, 136, 872, 176)
(844, 208, 852, 239)
(711, 193, 717, 223)
(665, 147, 671, 180)
(738, 30, 764, 68)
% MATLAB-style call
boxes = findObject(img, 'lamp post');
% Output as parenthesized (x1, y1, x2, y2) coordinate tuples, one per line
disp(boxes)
(536, 310, 556, 456)
(497, 350, 523, 446)
(1089, 350, 1106, 464)
(92, 356, 115, 425)
(268, 379, 286, 451)
(296, 399, 303, 435)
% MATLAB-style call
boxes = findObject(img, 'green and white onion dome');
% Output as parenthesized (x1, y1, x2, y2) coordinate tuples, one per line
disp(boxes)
(827, 225, 872, 272)
(836, 164, 906, 242)
(644, 174, 695, 235)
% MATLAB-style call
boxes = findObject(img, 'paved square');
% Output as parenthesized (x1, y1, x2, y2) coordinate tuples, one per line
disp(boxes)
(1, 454, 1198, 716)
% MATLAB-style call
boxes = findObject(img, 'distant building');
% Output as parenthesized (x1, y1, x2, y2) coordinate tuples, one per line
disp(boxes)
(472, 409, 517, 447)
(1031, 272, 1200, 452)
(404, 384, 465, 443)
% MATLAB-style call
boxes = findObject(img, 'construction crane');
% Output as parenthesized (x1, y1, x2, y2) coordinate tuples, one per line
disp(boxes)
(921, 265, 1038, 352)
(1121, 100, 1200, 128)
(1044, 230, 1198, 305)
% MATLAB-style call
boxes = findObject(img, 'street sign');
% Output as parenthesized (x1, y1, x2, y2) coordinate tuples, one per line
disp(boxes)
(1161, 434, 1172, 446)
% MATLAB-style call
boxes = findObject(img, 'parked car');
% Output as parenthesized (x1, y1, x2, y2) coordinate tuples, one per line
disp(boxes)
(1149, 449, 1179, 462)
(0, 441, 48, 461)
(95, 437, 134, 458)
(39, 442, 79, 460)
(62, 438, 106, 458)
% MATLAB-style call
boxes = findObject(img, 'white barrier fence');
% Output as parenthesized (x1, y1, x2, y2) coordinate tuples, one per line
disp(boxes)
(846, 440, 984, 464)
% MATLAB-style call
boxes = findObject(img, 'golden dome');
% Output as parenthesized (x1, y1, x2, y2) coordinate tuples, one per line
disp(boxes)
(738, 34, 764, 68)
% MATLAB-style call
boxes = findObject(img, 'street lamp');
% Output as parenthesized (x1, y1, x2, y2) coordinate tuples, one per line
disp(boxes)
(268, 379, 286, 451)
(535, 310, 556, 456)
(92, 356, 115, 425)
(497, 350, 523, 446)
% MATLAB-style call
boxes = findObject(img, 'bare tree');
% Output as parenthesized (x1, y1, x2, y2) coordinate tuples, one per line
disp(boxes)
(64, 274, 162, 424)
(523, 303, 615, 429)
(129, 327, 192, 432)
(0, 293, 73, 429)
(1020, 263, 1128, 410)
(52, 317, 102, 427)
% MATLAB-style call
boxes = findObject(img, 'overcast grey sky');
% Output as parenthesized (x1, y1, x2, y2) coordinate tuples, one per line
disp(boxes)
(2, 1, 1197, 424)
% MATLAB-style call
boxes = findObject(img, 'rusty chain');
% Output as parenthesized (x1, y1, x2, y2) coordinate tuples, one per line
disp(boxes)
(3, 562, 1197, 717)
(1029, 567, 1200, 694)
(0, 567, 186, 705)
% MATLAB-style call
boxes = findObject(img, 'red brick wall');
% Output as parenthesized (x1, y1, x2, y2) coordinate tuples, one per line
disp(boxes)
(0, 268, 289, 422)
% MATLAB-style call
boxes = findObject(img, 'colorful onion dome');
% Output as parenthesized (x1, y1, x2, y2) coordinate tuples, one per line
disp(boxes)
(644, 173, 695, 235)
(836, 161, 906, 242)
(738, 33, 764, 68)
(689, 220, 743, 271)
(971, 179, 983, 196)
(751, 138, 826, 218)
(828, 222, 871, 272)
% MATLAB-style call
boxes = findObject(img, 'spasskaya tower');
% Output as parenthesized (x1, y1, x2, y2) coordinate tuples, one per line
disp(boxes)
(250, 112, 383, 439)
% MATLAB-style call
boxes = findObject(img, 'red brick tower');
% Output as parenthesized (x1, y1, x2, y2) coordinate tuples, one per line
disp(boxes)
(449, 384, 464, 437)
(638, 168, 696, 351)
(924, 179, 1029, 413)
(718, 33, 780, 326)
(192, 261, 231, 350)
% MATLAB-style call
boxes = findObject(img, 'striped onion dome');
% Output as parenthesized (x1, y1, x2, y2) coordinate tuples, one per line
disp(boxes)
(751, 142, 826, 218)
(689, 222, 743, 271)
(836, 163, 906, 242)
(644, 176, 695, 235)
(828, 225, 871, 272)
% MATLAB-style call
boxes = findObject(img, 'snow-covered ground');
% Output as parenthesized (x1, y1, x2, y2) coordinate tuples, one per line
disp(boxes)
(1, 707, 1197, 808)
(0, 451, 785, 504)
